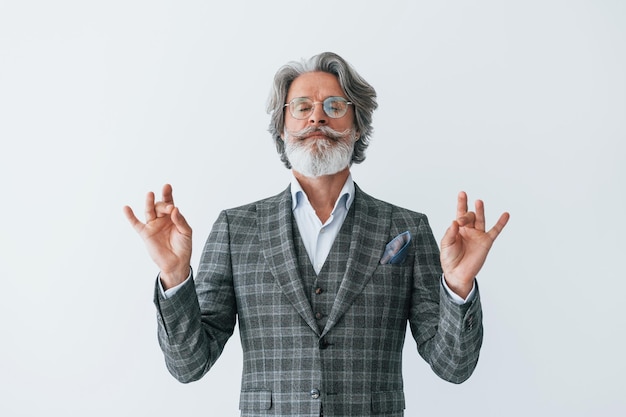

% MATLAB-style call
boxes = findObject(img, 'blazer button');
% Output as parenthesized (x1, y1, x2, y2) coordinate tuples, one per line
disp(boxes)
(319, 339, 330, 349)
(310, 388, 320, 399)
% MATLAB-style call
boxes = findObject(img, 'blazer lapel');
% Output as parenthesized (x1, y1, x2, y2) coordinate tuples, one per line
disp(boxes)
(322, 185, 392, 337)
(257, 186, 320, 336)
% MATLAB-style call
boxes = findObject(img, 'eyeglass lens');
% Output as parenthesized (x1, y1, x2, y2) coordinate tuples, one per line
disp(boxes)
(288, 97, 350, 119)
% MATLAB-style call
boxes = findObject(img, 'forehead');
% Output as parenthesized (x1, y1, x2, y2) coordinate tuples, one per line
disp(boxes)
(287, 71, 344, 100)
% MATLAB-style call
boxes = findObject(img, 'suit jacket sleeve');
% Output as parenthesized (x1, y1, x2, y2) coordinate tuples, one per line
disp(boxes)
(408, 214, 483, 384)
(153, 210, 237, 383)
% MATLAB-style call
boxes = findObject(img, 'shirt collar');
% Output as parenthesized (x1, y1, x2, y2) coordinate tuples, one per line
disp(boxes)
(290, 172, 355, 214)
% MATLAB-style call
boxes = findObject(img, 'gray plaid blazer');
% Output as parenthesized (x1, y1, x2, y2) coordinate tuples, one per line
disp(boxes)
(154, 184, 483, 417)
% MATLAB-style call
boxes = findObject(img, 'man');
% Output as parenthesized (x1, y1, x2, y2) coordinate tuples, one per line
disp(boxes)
(124, 52, 509, 417)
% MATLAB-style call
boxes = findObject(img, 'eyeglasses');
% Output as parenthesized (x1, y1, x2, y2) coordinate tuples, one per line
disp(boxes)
(284, 96, 353, 120)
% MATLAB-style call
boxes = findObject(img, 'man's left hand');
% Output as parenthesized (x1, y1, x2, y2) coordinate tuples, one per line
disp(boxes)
(440, 191, 510, 299)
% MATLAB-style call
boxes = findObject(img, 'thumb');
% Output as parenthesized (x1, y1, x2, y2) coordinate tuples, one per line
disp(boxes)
(440, 220, 459, 249)
(170, 207, 192, 236)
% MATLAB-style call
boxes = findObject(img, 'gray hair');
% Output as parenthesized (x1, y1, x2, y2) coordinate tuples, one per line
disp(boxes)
(267, 52, 378, 169)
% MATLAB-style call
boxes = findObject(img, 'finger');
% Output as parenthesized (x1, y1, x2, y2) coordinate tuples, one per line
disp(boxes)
(456, 191, 468, 219)
(487, 212, 510, 241)
(474, 199, 485, 231)
(154, 201, 174, 218)
(162, 183, 174, 205)
(123, 205, 145, 233)
(145, 191, 157, 222)
(456, 211, 476, 227)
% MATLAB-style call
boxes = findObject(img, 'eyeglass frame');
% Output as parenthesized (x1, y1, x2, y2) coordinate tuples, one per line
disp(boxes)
(284, 96, 354, 120)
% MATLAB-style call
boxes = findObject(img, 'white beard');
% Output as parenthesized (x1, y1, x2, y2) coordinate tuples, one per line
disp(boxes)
(284, 126, 357, 178)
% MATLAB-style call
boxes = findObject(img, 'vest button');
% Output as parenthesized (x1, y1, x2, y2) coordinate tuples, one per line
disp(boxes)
(310, 388, 320, 399)
(315, 287, 323, 295)
(315, 312, 323, 320)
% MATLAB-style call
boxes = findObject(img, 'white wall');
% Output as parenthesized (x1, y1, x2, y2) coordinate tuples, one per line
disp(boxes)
(1, 1, 624, 415)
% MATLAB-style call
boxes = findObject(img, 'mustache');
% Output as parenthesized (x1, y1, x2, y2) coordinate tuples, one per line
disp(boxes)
(286, 126, 354, 141)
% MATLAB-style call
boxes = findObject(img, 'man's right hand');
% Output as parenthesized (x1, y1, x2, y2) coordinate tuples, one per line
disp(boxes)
(123, 184, 193, 290)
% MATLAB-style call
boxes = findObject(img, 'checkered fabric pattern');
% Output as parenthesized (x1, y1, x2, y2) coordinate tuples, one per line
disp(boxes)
(154, 184, 483, 416)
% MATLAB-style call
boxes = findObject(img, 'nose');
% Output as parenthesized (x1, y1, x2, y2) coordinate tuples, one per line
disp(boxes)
(308, 103, 327, 125)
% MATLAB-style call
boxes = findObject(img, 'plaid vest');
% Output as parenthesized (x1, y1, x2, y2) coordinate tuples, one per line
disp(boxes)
(292, 205, 356, 333)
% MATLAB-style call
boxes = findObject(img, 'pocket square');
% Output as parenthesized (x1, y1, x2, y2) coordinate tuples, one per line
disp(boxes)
(380, 231, 411, 265)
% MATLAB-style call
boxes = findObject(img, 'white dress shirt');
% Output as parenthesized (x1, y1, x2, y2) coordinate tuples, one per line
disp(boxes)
(290, 173, 354, 275)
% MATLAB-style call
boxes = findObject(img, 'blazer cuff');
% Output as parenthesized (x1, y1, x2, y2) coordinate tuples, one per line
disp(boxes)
(153, 273, 199, 338)
(439, 279, 482, 335)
